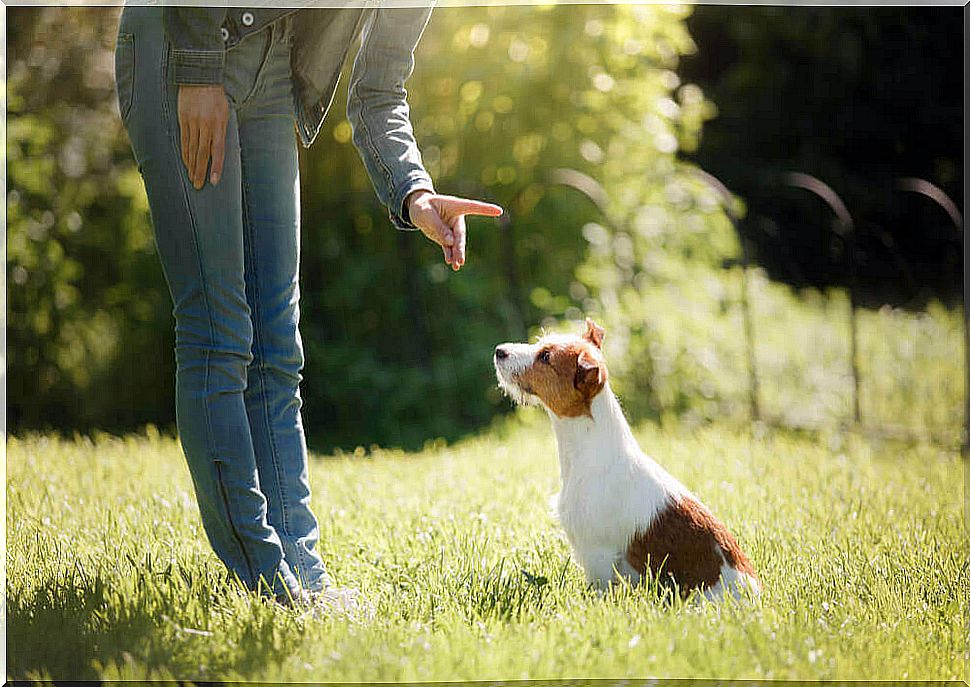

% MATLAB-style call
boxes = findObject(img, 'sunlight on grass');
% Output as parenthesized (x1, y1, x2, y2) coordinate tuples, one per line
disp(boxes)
(7, 416, 967, 681)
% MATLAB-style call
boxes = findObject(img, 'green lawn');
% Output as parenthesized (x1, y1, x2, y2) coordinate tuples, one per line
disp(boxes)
(7, 413, 967, 681)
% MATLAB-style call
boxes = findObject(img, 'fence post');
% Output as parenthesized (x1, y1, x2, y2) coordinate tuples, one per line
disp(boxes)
(894, 177, 965, 453)
(548, 167, 618, 312)
(549, 168, 612, 219)
(783, 172, 861, 427)
(691, 169, 760, 422)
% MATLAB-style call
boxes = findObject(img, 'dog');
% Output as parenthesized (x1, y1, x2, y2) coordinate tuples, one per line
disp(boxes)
(493, 318, 761, 601)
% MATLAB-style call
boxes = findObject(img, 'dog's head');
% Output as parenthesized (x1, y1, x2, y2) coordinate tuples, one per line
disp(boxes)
(493, 318, 608, 419)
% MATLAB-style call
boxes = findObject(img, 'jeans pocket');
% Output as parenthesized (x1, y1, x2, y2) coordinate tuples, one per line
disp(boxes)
(115, 33, 135, 123)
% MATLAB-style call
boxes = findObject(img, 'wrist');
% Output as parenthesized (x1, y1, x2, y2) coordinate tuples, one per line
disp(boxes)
(401, 188, 434, 229)
(406, 189, 433, 213)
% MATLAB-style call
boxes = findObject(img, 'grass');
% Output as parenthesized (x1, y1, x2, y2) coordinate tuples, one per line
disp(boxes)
(6, 411, 968, 682)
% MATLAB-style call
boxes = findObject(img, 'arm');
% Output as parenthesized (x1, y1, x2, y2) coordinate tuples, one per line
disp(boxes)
(347, 8, 435, 231)
(347, 9, 502, 270)
(162, 8, 230, 189)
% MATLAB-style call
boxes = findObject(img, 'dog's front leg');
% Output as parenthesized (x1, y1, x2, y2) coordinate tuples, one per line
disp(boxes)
(576, 546, 630, 590)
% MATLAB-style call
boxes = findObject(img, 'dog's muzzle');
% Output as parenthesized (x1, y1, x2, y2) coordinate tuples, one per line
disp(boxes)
(493, 343, 537, 406)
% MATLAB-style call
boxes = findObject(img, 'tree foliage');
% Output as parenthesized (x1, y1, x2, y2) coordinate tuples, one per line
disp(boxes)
(8, 9, 175, 431)
(8, 6, 717, 448)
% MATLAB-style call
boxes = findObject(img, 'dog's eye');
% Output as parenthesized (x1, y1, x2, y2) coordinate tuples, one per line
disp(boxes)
(537, 349, 551, 364)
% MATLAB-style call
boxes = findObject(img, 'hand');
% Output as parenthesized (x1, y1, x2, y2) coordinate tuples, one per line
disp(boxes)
(177, 84, 229, 190)
(406, 190, 503, 271)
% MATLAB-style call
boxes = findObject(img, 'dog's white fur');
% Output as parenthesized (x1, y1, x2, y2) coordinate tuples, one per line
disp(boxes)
(495, 329, 760, 601)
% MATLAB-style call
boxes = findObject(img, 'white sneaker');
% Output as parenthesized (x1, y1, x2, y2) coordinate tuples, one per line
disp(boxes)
(299, 586, 374, 620)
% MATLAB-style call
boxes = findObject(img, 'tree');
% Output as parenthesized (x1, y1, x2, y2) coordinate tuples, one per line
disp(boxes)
(681, 6, 963, 307)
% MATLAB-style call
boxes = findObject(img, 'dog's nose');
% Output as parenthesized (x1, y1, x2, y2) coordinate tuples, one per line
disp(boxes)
(494, 345, 509, 361)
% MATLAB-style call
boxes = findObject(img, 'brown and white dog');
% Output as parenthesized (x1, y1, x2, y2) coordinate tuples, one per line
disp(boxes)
(493, 319, 760, 601)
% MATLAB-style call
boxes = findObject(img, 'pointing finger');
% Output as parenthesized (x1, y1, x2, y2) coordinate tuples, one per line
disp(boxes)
(445, 197, 504, 218)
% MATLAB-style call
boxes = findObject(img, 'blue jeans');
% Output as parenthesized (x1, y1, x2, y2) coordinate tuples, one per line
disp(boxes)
(116, 7, 330, 600)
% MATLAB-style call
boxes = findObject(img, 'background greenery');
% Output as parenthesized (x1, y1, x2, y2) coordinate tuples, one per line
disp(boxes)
(6, 6, 963, 450)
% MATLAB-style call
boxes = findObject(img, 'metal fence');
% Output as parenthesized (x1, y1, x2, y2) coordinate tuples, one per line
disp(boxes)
(549, 167, 966, 452)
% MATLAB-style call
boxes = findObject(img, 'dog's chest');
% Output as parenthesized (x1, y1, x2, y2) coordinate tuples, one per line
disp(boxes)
(554, 455, 675, 550)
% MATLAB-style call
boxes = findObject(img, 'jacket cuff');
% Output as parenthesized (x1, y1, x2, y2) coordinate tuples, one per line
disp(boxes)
(171, 49, 225, 85)
(391, 175, 435, 231)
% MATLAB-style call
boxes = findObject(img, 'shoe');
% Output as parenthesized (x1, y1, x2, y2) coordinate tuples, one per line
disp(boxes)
(298, 586, 375, 620)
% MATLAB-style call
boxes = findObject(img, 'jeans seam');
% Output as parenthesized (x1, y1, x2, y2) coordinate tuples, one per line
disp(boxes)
(215, 460, 257, 583)
(241, 157, 295, 567)
(161, 40, 171, 127)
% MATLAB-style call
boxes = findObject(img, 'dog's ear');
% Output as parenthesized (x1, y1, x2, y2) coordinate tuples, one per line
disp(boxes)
(574, 349, 605, 396)
(583, 318, 605, 349)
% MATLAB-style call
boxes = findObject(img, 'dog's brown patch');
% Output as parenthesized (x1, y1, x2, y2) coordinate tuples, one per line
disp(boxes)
(516, 341, 607, 418)
(625, 497, 757, 595)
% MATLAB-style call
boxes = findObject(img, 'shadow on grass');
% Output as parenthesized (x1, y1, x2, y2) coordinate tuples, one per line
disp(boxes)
(7, 576, 157, 680)
(8, 568, 312, 681)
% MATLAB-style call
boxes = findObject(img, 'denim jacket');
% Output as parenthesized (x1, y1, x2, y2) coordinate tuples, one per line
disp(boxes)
(163, 7, 435, 229)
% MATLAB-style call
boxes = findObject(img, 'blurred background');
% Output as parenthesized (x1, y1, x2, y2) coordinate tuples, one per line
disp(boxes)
(6, 5, 964, 451)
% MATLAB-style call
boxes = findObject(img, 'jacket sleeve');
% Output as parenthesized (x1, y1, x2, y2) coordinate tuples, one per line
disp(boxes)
(347, 8, 435, 230)
(162, 8, 229, 85)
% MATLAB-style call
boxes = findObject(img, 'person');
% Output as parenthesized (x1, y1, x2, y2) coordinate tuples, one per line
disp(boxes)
(115, 6, 502, 608)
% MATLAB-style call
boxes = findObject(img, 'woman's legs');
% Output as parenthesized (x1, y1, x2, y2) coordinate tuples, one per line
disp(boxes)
(116, 8, 325, 599)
